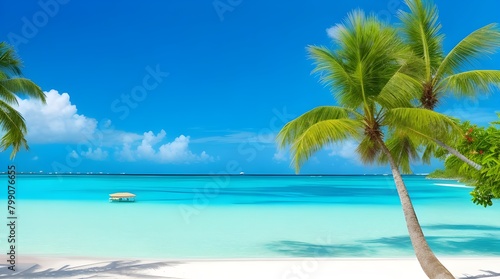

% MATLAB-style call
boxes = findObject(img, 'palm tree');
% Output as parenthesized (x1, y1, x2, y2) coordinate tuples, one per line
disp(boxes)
(0, 42, 46, 158)
(398, 0, 500, 171)
(277, 11, 455, 278)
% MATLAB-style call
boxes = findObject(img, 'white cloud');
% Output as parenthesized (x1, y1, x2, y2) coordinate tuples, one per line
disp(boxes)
(16, 89, 97, 143)
(440, 107, 498, 125)
(137, 130, 166, 160)
(81, 147, 108, 161)
(326, 24, 345, 40)
(273, 149, 288, 162)
(14, 89, 213, 164)
(327, 140, 360, 162)
(117, 130, 214, 163)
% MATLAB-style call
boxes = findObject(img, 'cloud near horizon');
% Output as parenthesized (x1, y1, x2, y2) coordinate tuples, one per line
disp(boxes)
(17, 90, 213, 164)
(326, 140, 361, 163)
(117, 130, 214, 163)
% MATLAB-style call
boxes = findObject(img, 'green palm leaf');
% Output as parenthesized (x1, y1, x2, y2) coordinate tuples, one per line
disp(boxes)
(380, 131, 421, 174)
(438, 70, 500, 98)
(0, 84, 19, 106)
(398, 0, 444, 79)
(356, 136, 382, 165)
(308, 46, 355, 92)
(434, 23, 500, 82)
(376, 72, 423, 109)
(421, 142, 439, 164)
(0, 100, 28, 158)
(289, 118, 362, 171)
(0, 42, 46, 157)
(0, 78, 46, 103)
(277, 106, 357, 148)
(309, 10, 409, 111)
(0, 42, 22, 76)
(384, 107, 461, 141)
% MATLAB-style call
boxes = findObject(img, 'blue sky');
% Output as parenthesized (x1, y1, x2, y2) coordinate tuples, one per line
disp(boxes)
(1, 0, 499, 174)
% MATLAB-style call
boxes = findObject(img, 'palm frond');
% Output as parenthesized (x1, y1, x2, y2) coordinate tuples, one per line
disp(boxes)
(0, 78, 46, 103)
(0, 42, 22, 76)
(376, 72, 423, 109)
(277, 106, 357, 148)
(310, 10, 409, 110)
(0, 85, 19, 106)
(398, 0, 444, 78)
(421, 142, 439, 164)
(437, 70, 500, 98)
(308, 46, 354, 89)
(289, 119, 363, 171)
(356, 136, 382, 165)
(384, 107, 462, 141)
(434, 23, 500, 81)
(379, 130, 420, 174)
(0, 100, 28, 158)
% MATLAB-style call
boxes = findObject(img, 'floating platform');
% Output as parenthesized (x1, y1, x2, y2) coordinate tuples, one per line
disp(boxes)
(109, 192, 136, 202)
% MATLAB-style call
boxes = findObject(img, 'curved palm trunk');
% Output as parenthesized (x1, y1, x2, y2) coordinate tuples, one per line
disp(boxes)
(434, 139, 482, 171)
(409, 128, 482, 171)
(378, 139, 454, 279)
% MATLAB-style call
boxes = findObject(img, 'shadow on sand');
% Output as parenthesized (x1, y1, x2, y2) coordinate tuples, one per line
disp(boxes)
(267, 223, 500, 277)
(458, 270, 500, 279)
(0, 260, 182, 278)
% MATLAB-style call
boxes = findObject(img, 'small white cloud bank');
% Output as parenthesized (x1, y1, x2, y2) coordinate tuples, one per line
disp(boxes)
(326, 140, 360, 163)
(326, 24, 346, 41)
(16, 89, 97, 143)
(273, 149, 288, 162)
(117, 130, 214, 163)
(16, 89, 213, 164)
(81, 147, 108, 161)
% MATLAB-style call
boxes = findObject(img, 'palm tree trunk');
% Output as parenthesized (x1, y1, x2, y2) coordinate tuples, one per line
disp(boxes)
(378, 139, 454, 279)
(407, 128, 482, 171)
(434, 139, 482, 171)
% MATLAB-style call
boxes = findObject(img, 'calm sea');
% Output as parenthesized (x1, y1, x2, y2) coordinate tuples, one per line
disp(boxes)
(1, 175, 499, 258)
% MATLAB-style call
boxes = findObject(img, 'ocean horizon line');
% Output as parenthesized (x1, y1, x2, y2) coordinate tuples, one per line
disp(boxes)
(0, 172, 431, 177)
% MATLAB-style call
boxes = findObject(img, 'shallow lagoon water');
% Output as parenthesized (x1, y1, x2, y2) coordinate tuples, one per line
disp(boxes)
(1, 175, 499, 258)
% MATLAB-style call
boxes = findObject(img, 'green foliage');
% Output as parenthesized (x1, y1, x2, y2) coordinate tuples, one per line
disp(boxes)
(400, 1, 500, 104)
(278, 11, 416, 172)
(0, 42, 46, 158)
(308, 10, 411, 111)
(431, 116, 500, 206)
(427, 168, 460, 179)
(397, 0, 500, 175)
(435, 24, 500, 83)
(278, 1, 500, 210)
(277, 107, 363, 170)
(398, 0, 444, 78)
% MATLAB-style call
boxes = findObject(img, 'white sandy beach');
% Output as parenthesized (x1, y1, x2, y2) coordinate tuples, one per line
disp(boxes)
(1, 256, 499, 279)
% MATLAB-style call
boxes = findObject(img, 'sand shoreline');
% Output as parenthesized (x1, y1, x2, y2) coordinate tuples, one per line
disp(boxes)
(1, 256, 499, 278)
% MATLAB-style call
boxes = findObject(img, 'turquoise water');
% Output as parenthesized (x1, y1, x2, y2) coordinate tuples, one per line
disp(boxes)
(1, 175, 499, 258)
